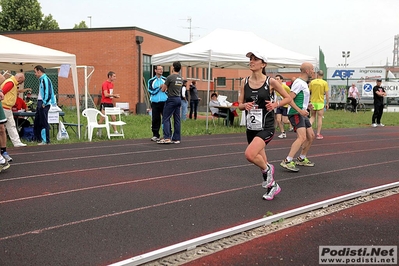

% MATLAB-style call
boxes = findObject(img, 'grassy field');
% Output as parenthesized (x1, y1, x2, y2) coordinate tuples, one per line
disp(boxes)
(15, 108, 398, 146)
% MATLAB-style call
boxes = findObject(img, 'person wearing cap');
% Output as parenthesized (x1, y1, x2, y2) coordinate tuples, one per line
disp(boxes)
(347, 83, 360, 112)
(309, 70, 329, 140)
(238, 51, 292, 200)
(371, 79, 386, 127)
(280, 62, 316, 172)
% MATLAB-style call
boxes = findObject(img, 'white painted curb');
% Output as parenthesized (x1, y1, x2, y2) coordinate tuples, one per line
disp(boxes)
(109, 181, 399, 266)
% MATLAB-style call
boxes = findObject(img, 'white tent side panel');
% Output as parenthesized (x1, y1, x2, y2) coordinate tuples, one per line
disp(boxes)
(0, 35, 81, 138)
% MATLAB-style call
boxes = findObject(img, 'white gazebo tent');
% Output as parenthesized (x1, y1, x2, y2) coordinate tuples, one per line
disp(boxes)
(0, 35, 81, 138)
(151, 28, 317, 130)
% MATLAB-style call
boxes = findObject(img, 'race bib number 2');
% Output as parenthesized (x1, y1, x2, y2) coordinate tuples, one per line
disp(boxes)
(246, 109, 263, 130)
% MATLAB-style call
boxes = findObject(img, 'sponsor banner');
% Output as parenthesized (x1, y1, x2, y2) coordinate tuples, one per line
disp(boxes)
(362, 81, 399, 98)
(326, 68, 392, 102)
(327, 68, 386, 81)
(319, 245, 397, 265)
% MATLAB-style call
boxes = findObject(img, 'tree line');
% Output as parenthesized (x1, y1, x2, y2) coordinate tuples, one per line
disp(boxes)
(0, 0, 88, 31)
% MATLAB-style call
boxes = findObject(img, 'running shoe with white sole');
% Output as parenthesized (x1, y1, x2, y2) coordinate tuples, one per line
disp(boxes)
(296, 157, 315, 167)
(278, 132, 286, 139)
(262, 164, 274, 188)
(280, 159, 299, 172)
(150, 136, 160, 142)
(263, 182, 281, 200)
(2, 152, 12, 162)
(0, 161, 10, 172)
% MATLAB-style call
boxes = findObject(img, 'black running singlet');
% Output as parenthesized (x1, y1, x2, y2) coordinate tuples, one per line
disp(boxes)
(243, 76, 275, 130)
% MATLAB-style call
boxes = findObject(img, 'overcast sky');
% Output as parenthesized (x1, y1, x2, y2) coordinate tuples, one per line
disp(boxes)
(39, 0, 399, 68)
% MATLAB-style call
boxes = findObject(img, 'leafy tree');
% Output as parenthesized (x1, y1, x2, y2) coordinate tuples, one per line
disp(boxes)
(0, 0, 59, 31)
(73, 21, 88, 29)
(41, 14, 59, 30)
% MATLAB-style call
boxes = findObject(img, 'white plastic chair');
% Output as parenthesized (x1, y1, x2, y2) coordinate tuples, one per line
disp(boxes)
(82, 108, 110, 141)
(104, 107, 126, 138)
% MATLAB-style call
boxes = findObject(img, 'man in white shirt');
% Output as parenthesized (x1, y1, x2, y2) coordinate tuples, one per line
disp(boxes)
(347, 83, 360, 112)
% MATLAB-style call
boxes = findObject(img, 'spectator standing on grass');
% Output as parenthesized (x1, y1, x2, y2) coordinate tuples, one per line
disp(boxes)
(1, 73, 31, 147)
(371, 79, 386, 128)
(180, 80, 188, 121)
(309, 70, 329, 140)
(98, 71, 120, 136)
(33, 65, 56, 145)
(148, 65, 167, 141)
(280, 62, 315, 172)
(189, 80, 200, 119)
(238, 51, 292, 200)
(157, 61, 183, 144)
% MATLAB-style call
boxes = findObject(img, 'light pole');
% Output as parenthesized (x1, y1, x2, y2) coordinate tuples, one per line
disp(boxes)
(342, 51, 350, 68)
(87, 16, 92, 28)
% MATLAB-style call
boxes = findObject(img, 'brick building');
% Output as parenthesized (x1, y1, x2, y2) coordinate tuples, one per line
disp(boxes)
(2, 27, 251, 113)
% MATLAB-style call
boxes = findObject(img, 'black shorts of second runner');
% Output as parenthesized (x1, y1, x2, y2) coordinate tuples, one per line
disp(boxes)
(275, 106, 288, 116)
(288, 114, 312, 130)
(99, 102, 114, 111)
(246, 128, 275, 145)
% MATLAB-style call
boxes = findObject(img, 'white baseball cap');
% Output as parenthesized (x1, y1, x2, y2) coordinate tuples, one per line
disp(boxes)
(246, 51, 267, 63)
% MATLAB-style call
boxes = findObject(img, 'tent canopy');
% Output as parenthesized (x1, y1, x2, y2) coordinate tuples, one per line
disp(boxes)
(152, 28, 317, 131)
(0, 35, 81, 138)
(152, 28, 317, 69)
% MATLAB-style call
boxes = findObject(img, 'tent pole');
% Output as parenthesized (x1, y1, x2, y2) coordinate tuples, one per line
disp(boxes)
(84, 66, 88, 110)
(71, 64, 81, 139)
(205, 50, 212, 133)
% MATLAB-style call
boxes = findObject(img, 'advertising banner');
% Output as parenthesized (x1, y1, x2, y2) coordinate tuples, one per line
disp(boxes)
(326, 68, 386, 103)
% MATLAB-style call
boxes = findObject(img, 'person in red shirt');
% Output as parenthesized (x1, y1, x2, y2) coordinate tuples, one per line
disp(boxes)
(97, 71, 120, 135)
(13, 96, 31, 132)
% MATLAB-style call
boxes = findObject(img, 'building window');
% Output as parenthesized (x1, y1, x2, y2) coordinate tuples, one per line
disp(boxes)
(202, 68, 213, 81)
(143, 54, 152, 84)
(187, 67, 199, 79)
(216, 77, 226, 87)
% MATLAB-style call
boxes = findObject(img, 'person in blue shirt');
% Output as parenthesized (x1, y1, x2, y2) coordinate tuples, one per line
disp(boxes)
(33, 65, 56, 145)
(147, 65, 167, 141)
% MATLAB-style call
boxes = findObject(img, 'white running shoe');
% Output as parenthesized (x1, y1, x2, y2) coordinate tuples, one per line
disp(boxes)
(14, 143, 27, 147)
(262, 164, 275, 188)
(263, 182, 281, 200)
(371, 123, 377, 128)
(278, 132, 286, 139)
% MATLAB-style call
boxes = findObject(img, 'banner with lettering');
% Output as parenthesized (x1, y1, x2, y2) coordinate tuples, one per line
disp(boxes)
(361, 81, 399, 98)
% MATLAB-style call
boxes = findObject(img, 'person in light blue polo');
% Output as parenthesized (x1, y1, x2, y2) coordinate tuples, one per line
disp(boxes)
(147, 65, 167, 142)
(33, 65, 56, 145)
